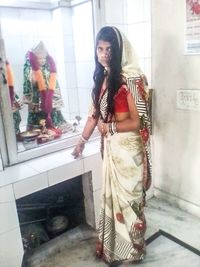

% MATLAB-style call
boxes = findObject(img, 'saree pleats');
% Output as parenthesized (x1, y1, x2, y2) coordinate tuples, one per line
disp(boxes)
(97, 131, 146, 263)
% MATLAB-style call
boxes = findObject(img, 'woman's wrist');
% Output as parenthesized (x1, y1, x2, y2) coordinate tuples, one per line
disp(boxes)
(101, 122, 109, 135)
(78, 135, 88, 145)
(99, 121, 118, 136)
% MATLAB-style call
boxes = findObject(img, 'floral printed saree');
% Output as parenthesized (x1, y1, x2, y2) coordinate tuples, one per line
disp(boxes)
(96, 131, 146, 263)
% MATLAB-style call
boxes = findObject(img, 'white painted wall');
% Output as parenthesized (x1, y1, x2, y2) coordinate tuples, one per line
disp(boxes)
(0, 153, 3, 171)
(152, 0, 200, 217)
(100, 0, 152, 86)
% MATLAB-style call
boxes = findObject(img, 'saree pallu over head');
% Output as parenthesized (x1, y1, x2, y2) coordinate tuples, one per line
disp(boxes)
(125, 74, 152, 192)
(116, 26, 152, 191)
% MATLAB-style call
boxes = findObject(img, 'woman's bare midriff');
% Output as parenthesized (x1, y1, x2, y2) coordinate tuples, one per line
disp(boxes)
(114, 112, 130, 122)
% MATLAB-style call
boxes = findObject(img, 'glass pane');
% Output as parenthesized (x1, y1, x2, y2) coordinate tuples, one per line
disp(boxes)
(0, 1, 94, 155)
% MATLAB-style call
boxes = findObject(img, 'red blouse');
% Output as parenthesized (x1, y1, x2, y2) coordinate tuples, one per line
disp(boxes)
(114, 85, 130, 112)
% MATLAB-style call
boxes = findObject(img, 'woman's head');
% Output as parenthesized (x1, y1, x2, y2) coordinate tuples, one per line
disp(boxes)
(95, 26, 122, 72)
(95, 26, 143, 78)
(92, 26, 124, 121)
(92, 26, 144, 121)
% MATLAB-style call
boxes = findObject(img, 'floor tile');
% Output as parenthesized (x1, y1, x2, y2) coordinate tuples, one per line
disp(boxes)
(23, 197, 200, 267)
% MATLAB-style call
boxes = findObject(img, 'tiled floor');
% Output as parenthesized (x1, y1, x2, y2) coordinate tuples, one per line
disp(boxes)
(139, 234, 200, 267)
(24, 197, 200, 267)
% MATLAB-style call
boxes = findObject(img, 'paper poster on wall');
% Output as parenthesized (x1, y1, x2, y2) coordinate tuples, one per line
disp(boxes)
(185, 0, 200, 54)
(176, 89, 200, 111)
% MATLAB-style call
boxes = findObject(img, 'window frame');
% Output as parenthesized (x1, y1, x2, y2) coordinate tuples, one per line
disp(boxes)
(0, 35, 19, 166)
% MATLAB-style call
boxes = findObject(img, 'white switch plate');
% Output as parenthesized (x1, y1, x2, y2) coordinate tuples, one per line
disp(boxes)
(176, 89, 200, 111)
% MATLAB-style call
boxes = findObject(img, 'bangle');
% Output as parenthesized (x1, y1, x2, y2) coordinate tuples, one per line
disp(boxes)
(101, 122, 109, 135)
(109, 123, 113, 135)
(78, 135, 88, 145)
(111, 122, 115, 134)
(81, 135, 88, 142)
(109, 122, 118, 135)
(113, 122, 118, 133)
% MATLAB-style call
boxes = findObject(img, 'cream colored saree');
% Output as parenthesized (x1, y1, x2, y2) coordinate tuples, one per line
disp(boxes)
(96, 131, 146, 263)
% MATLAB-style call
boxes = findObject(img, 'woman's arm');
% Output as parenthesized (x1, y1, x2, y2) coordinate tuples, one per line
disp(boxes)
(81, 116, 98, 140)
(72, 116, 98, 158)
(115, 92, 140, 132)
(97, 91, 140, 135)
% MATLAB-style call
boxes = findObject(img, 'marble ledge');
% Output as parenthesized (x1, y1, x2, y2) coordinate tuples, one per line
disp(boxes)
(0, 139, 101, 194)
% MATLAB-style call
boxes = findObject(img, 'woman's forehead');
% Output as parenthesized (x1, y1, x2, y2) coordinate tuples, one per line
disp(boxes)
(97, 40, 111, 47)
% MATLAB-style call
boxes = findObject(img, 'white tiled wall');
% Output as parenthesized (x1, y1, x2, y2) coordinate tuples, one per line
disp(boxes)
(72, 1, 94, 119)
(0, 7, 55, 96)
(0, 185, 24, 267)
(52, 8, 71, 116)
(0, 140, 102, 267)
(13, 172, 49, 199)
(0, 228, 24, 267)
(0, 7, 56, 129)
(0, 155, 3, 171)
(104, 0, 125, 25)
(126, 0, 152, 86)
(103, 0, 152, 87)
(128, 23, 145, 58)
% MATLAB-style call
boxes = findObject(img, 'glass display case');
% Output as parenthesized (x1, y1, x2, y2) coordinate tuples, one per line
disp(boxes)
(0, 0, 96, 165)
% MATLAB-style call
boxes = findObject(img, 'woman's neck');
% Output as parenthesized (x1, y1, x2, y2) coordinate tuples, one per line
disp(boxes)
(99, 76, 108, 98)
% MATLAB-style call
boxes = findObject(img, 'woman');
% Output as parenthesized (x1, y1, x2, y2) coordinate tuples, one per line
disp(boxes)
(23, 41, 72, 133)
(72, 26, 152, 265)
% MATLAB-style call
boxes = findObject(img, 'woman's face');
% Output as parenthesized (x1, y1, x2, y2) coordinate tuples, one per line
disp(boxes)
(96, 40, 112, 68)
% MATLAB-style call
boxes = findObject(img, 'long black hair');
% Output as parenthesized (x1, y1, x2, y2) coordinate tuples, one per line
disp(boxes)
(92, 26, 124, 122)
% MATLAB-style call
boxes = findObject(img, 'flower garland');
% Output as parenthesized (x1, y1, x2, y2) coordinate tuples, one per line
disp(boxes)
(5, 61, 14, 87)
(28, 51, 57, 92)
(5, 60, 15, 105)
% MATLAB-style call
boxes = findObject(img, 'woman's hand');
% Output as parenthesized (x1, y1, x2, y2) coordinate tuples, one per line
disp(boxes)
(97, 120, 108, 135)
(71, 143, 85, 159)
(71, 135, 88, 158)
(71, 116, 98, 159)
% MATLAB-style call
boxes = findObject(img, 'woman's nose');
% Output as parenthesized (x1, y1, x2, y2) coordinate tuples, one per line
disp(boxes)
(101, 50, 110, 58)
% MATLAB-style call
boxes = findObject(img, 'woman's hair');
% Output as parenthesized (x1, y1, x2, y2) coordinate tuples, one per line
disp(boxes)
(92, 26, 124, 121)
